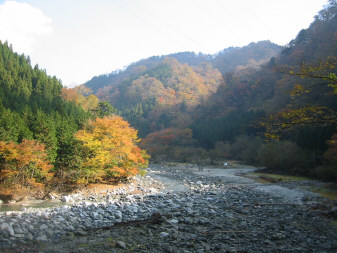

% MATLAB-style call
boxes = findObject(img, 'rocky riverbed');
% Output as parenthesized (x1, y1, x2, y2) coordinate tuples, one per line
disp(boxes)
(1, 163, 337, 252)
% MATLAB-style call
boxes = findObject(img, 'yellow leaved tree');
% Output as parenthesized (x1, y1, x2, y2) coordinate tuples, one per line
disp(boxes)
(261, 57, 337, 140)
(75, 115, 149, 182)
(0, 139, 53, 199)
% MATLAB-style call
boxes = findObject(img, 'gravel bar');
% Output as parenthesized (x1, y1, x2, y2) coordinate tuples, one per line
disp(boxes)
(1, 163, 337, 252)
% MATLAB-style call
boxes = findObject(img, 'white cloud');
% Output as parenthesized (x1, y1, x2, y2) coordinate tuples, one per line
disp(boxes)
(0, 0, 53, 54)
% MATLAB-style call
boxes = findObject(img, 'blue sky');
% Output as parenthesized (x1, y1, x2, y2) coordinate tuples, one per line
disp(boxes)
(0, 0, 328, 87)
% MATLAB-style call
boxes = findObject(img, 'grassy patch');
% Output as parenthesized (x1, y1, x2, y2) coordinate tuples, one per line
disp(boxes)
(310, 184, 337, 200)
(248, 172, 337, 201)
(248, 172, 310, 183)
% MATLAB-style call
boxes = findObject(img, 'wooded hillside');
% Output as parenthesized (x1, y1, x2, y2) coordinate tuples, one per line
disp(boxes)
(83, 1, 337, 181)
(0, 41, 149, 201)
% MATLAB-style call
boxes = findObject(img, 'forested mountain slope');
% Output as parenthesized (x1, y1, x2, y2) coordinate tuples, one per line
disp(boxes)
(213, 40, 282, 74)
(83, 41, 281, 138)
(83, 1, 337, 181)
(192, 1, 337, 180)
(85, 40, 282, 94)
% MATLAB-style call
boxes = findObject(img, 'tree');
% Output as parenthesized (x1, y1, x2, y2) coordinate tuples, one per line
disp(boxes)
(230, 135, 264, 164)
(261, 57, 337, 140)
(94, 101, 117, 118)
(257, 141, 306, 173)
(287, 57, 337, 94)
(60, 87, 81, 103)
(54, 118, 85, 183)
(61, 87, 99, 112)
(75, 115, 149, 182)
(140, 127, 201, 162)
(30, 110, 58, 162)
(317, 134, 337, 181)
(0, 139, 53, 187)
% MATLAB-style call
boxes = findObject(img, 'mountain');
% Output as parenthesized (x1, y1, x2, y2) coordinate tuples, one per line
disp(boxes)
(82, 2, 337, 180)
(85, 40, 282, 94)
(213, 40, 282, 74)
(83, 41, 281, 137)
(192, 1, 337, 180)
(96, 57, 222, 137)
(194, 1, 337, 135)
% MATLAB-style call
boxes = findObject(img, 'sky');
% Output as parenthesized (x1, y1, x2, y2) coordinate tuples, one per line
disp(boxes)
(0, 0, 328, 87)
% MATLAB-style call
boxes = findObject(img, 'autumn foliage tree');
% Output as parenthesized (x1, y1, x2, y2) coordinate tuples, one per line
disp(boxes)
(61, 87, 99, 112)
(261, 57, 337, 140)
(75, 115, 149, 182)
(140, 128, 206, 162)
(0, 139, 53, 191)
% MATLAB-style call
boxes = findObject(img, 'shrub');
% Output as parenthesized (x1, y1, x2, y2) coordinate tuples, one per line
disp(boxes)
(230, 135, 264, 164)
(257, 141, 306, 172)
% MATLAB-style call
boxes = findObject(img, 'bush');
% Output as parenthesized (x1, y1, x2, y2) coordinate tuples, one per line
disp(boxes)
(257, 141, 306, 172)
(208, 141, 232, 160)
(311, 166, 337, 182)
(230, 135, 264, 164)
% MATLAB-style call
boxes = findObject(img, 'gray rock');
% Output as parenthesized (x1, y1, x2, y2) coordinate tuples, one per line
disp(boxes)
(159, 232, 169, 238)
(82, 201, 92, 207)
(116, 240, 126, 249)
(26, 233, 33, 241)
(1, 223, 15, 237)
(40, 212, 50, 220)
(40, 224, 48, 231)
(35, 235, 48, 242)
(114, 211, 123, 219)
(168, 219, 179, 224)
(91, 212, 100, 220)
(61, 195, 74, 202)
(83, 220, 92, 228)
(60, 205, 70, 212)
(13, 227, 23, 234)
(225, 212, 234, 219)
(45, 230, 54, 237)
(1, 164, 337, 253)
(76, 230, 88, 236)
(272, 233, 285, 240)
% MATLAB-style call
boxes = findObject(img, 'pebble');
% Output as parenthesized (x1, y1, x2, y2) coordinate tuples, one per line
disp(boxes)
(0, 164, 336, 253)
(159, 232, 170, 238)
(116, 240, 126, 249)
(61, 195, 74, 202)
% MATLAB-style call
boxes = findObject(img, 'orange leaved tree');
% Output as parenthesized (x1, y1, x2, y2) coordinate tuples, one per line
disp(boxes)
(0, 139, 53, 188)
(75, 115, 149, 182)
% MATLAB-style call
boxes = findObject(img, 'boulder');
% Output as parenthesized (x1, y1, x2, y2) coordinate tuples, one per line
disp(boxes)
(61, 195, 74, 202)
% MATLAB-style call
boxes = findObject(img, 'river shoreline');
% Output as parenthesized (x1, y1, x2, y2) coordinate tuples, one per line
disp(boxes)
(1, 163, 337, 252)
